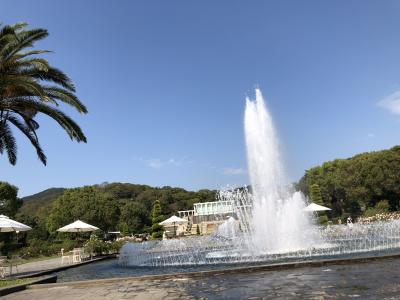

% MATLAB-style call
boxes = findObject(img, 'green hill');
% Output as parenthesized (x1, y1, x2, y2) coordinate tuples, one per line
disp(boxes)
(44, 183, 217, 234)
(297, 145, 400, 219)
(18, 183, 217, 234)
(20, 188, 65, 218)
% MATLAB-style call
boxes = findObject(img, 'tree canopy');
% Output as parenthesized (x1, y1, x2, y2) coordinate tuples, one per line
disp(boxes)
(0, 181, 22, 217)
(297, 146, 400, 218)
(309, 184, 324, 206)
(47, 186, 119, 233)
(42, 183, 216, 235)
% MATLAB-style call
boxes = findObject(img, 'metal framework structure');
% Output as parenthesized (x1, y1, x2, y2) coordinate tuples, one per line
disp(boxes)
(193, 201, 234, 216)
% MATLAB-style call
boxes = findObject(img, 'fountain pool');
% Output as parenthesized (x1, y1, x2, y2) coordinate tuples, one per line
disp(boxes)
(118, 221, 400, 267)
(119, 89, 400, 268)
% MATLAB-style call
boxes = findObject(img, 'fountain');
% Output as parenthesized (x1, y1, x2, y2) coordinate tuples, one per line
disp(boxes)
(119, 89, 400, 267)
(243, 89, 317, 254)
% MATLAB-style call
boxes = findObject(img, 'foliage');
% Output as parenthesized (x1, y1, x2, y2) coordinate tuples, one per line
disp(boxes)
(310, 184, 324, 205)
(26, 183, 216, 236)
(363, 200, 390, 218)
(120, 222, 129, 236)
(40, 183, 215, 237)
(151, 225, 163, 239)
(20, 188, 64, 218)
(318, 215, 329, 225)
(47, 186, 120, 234)
(120, 201, 150, 234)
(0, 278, 30, 288)
(17, 214, 49, 241)
(107, 240, 125, 254)
(0, 23, 87, 165)
(152, 200, 162, 221)
(84, 235, 124, 256)
(0, 181, 22, 217)
(297, 146, 400, 218)
(3, 182, 216, 257)
(151, 200, 164, 239)
(0, 182, 23, 255)
(84, 235, 107, 256)
(16, 238, 80, 258)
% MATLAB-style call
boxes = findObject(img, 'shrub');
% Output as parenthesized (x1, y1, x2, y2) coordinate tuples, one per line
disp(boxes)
(16, 236, 125, 259)
(151, 200, 164, 239)
(84, 235, 110, 256)
(151, 224, 164, 239)
(363, 200, 390, 218)
(16, 238, 80, 258)
(107, 240, 126, 254)
(318, 215, 329, 225)
(17, 238, 51, 258)
(341, 213, 351, 223)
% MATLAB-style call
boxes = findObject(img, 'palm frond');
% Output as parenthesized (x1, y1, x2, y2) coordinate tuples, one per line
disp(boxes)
(0, 76, 47, 99)
(1, 28, 48, 60)
(44, 86, 87, 113)
(0, 122, 17, 165)
(7, 114, 46, 164)
(9, 49, 52, 61)
(0, 22, 88, 165)
(3, 99, 87, 142)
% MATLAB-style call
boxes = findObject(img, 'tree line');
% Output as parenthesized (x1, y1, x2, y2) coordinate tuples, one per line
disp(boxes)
(22, 183, 216, 238)
(0, 182, 216, 255)
(297, 145, 400, 220)
(2, 146, 400, 254)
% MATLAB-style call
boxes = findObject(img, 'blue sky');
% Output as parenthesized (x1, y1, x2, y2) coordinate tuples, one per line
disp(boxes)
(2, 1, 400, 197)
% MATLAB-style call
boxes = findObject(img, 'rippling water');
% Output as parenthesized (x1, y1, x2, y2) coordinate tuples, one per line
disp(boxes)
(58, 247, 400, 282)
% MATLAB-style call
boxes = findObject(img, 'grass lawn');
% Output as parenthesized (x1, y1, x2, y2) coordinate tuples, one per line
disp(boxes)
(0, 278, 30, 288)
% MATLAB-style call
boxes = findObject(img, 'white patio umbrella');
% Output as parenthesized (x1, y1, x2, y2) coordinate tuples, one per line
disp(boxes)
(0, 215, 32, 232)
(160, 216, 187, 237)
(159, 215, 188, 225)
(57, 220, 99, 232)
(304, 203, 332, 212)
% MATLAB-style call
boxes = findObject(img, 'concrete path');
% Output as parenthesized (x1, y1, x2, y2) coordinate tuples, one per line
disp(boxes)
(4, 257, 400, 299)
(15, 257, 63, 275)
(13, 256, 108, 277)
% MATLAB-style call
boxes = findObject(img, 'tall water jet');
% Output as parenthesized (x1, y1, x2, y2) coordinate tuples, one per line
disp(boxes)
(244, 89, 315, 253)
(120, 88, 400, 268)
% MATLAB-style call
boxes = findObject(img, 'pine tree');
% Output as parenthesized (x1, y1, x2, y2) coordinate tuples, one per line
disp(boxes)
(310, 184, 324, 205)
(310, 183, 327, 223)
(121, 222, 129, 236)
(151, 200, 164, 239)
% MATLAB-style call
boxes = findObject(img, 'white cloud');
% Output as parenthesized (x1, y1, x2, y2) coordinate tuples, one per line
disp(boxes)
(367, 133, 375, 138)
(223, 167, 247, 175)
(378, 90, 400, 115)
(140, 157, 189, 169)
(147, 159, 164, 169)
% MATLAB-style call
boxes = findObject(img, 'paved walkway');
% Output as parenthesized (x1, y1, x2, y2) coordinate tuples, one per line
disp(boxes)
(15, 257, 63, 275)
(4, 257, 400, 299)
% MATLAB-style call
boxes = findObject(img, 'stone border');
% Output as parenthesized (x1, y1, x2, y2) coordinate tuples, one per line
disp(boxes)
(0, 275, 57, 297)
(29, 252, 400, 289)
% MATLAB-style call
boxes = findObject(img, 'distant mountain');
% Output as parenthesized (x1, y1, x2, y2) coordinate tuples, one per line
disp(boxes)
(20, 188, 65, 217)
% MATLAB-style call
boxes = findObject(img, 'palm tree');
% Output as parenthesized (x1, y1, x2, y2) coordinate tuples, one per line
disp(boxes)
(0, 23, 87, 165)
